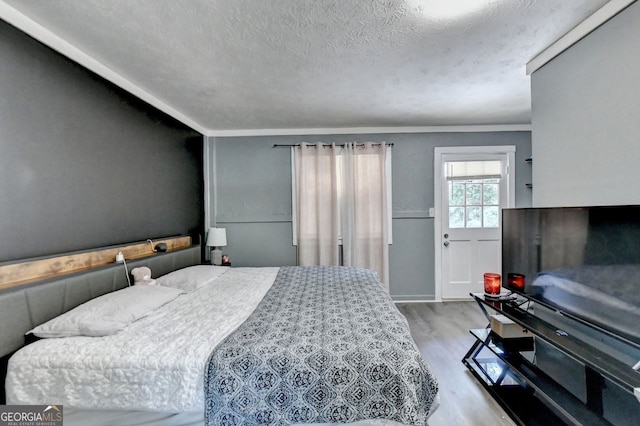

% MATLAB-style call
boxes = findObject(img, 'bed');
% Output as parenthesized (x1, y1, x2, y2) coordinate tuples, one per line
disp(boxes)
(2, 250, 438, 425)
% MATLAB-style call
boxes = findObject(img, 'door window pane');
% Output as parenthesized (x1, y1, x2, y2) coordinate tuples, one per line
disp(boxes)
(483, 183, 499, 205)
(449, 207, 465, 228)
(483, 206, 499, 228)
(449, 183, 465, 205)
(466, 206, 482, 228)
(466, 183, 482, 205)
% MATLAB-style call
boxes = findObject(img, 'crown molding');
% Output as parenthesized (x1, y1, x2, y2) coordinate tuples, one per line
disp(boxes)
(205, 124, 531, 138)
(526, 0, 636, 75)
(0, 1, 208, 135)
(1, 1, 534, 138)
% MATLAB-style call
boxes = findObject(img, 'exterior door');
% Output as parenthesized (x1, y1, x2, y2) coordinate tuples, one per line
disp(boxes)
(434, 147, 515, 300)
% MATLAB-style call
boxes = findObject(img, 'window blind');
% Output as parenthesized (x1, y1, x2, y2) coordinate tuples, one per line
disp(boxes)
(445, 160, 502, 180)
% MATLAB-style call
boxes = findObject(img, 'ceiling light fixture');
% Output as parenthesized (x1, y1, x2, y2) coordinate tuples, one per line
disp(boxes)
(409, 0, 494, 21)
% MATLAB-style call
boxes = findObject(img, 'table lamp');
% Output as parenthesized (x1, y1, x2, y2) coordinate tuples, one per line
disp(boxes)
(206, 227, 227, 265)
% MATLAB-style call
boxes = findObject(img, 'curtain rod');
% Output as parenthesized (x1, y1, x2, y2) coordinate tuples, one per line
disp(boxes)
(273, 143, 393, 148)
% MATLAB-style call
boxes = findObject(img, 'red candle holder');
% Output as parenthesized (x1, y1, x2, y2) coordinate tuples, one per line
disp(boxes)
(484, 273, 501, 295)
(507, 273, 525, 291)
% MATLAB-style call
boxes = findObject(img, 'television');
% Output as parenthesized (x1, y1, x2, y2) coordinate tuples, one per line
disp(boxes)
(502, 205, 640, 347)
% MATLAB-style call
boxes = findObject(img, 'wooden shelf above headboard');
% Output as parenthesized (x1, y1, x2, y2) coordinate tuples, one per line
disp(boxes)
(0, 236, 194, 291)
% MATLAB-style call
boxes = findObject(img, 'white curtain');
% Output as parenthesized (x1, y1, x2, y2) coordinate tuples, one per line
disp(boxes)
(342, 143, 390, 288)
(292, 142, 391, 289)
(293, 143, 340, 266)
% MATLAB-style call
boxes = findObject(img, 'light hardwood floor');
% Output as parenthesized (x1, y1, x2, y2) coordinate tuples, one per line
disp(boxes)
(397, 302, 516, 426)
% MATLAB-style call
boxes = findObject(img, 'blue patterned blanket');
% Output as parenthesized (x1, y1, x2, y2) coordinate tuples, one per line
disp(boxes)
(204, 266, 438, 425)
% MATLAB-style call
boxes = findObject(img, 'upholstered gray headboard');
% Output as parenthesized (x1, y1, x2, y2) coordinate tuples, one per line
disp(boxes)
(0, 245, 201, 358)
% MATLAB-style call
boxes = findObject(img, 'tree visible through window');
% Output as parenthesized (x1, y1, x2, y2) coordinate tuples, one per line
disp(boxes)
(448, 178, 500, 228)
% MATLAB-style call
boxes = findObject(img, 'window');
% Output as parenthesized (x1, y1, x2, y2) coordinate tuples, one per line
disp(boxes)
(446, 160, 502, 229)
(292, 144, 392, 245)
(448, 178, 500, 228)
(291, 142, 393, 287)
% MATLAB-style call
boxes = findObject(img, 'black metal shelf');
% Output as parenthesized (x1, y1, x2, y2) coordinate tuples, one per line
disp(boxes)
(472, 293, 640, 395)
(464, 293, 640, 426)
(465, 328, 611, 426)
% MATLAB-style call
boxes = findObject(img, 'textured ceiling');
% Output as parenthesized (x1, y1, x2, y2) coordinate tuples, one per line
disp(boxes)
(2, 0, 609, 134)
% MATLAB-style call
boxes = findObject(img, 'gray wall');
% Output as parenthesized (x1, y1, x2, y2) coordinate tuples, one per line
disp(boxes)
(529, 1, 640, 370)
(0, 20, 204, 262)
(209, 131, 531, 300)
(531, 1, 640, 207)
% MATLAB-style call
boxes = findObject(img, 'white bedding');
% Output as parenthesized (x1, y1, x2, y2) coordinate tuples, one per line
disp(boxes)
(6, 267, 280, 412)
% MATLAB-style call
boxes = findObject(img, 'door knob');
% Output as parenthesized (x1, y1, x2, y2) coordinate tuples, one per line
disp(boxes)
(444, 241, 450, 247)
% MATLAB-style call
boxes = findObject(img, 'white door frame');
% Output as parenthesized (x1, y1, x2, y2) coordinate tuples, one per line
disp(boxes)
(434, 146, 516, 301)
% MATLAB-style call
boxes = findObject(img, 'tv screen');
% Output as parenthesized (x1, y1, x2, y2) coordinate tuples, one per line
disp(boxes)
(502, 205, 640, 346)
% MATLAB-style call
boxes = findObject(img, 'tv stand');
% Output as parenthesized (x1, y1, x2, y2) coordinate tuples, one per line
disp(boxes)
(464, 292, 640, 426)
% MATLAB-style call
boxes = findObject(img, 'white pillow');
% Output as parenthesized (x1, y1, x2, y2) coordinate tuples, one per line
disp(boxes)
(156, 265, 229, 292)
(28, 285, 184, 338)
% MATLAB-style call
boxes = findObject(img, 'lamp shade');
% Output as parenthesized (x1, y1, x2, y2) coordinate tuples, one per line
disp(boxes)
(206, 228, 227, 247)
